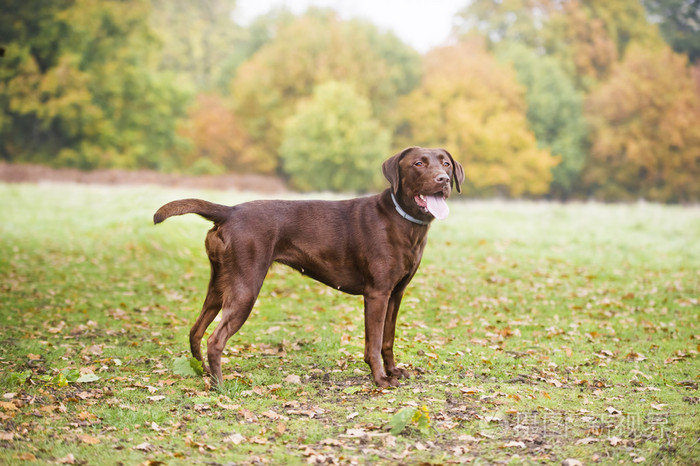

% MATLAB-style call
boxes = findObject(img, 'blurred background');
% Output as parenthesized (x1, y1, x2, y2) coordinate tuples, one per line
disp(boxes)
(1, 0, 698, 201)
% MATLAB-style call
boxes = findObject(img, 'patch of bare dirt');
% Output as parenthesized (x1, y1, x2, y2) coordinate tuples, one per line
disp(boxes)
(0, 162, 289, 194)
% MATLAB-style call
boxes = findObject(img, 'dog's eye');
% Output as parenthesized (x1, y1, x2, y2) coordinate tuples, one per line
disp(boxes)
(414, 161, 424, 167)
(443, 161, 450, 168)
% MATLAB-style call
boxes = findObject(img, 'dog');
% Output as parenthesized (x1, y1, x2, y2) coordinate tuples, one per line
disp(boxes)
(154, 147, 464, 387)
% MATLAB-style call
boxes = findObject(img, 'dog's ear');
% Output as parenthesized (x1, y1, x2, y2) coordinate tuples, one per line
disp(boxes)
(383, 147, 416, 194)
(442, 149, 465, 194)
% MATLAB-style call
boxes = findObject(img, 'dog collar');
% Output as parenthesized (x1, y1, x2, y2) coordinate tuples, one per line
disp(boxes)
(390, 192, 429, 225)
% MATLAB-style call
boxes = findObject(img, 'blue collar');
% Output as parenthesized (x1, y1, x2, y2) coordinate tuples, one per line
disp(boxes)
(390, 192, 429, 225)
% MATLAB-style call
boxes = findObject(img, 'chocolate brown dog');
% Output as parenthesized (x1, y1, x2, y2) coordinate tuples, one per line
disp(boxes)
(154, 147, 464, 387)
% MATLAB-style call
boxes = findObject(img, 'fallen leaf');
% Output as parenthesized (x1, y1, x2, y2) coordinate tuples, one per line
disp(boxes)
(632, 456, 646, 463)
(223, 433, 245, 444)
(460, 387, 484, 395)
(79, 434, 100, 445)
(56, 453, 76, 464)
(650, 403, 667, 411)
(606, 406, 622, 415)
(261, 410, 281, 420)
(546, 378, 563, 387)
(284, 374, 301, 384)
(16, 453, 37, 461)
(343, 428, 367, 438)
(562, 460, 584, 466)
(608, 436, 624, 446)
(238, 409, 258, 421)
(502, 440, 526, 449)
(216, 402, 240, 411)
(625, 351, 647, 362)
(0, 401, 17, 411)
(575, 437, 599, 445)
(134, 442, 155, 452)
(320, 438, 343, 446)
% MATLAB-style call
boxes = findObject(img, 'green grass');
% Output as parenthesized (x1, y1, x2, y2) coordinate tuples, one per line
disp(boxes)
(1, 182, 699, 465)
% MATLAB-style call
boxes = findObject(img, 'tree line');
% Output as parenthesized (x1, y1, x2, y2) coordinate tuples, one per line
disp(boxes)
(1, 0, 698, 202)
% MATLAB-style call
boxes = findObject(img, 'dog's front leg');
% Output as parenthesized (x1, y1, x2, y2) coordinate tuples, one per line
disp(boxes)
(382, 289, 410, 379)
(363, 292, 399, 388)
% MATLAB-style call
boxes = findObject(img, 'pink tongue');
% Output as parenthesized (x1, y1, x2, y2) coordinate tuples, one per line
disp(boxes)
(426, 195, 449, 220)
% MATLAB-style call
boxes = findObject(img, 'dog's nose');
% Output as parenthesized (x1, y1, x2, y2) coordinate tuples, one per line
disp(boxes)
(435, 173, 450, 184)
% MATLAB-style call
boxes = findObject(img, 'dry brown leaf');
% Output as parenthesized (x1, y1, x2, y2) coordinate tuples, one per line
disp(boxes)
(78, 434, 100, 445)
(261, 410, 281, 420)
(0, 401, 18, 411)
(78, 409, 97, 419)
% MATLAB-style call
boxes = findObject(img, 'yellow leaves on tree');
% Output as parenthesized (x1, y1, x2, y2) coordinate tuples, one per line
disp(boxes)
(544, 1, 618, 89)
(584, 45, 700, 203)
(230, 10, 419, 172)
(397, 40, 559, 197)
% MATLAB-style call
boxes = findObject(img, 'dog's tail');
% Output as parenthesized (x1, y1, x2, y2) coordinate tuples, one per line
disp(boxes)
(153, 199, 232, 225)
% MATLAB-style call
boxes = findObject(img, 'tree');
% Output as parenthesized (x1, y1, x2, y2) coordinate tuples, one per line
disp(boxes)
(396, 40, 559, 197)
(178, 93, 263, 174)
(456, 0, 664, 90)
(230, 9, 421, 173)
(495, 42, 587, 197)
(642, 0, 700, 63)
(584, 45, 700, 202)
(149, 0, 249, 95)
(279, 81, 391, 193)
(542, 1, 620, 89)
(454, 0, 556, 48)
(0, 0, 188, 170)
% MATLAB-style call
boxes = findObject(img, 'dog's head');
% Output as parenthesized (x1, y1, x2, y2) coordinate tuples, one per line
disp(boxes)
(382, 147, 465, 221)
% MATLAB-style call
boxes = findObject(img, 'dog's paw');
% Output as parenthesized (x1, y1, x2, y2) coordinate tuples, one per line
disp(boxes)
(387, 366, 410, 379)
(374, 375, 400, 388)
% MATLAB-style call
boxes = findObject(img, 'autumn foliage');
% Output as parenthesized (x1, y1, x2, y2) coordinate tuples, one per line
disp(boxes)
(1, 0, 699, 201)
(397, 41, 559, 197)
(584, 45, 700, 202)
(178, 94, 265, 174)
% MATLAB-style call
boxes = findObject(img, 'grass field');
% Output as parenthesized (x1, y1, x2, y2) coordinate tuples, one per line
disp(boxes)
(1, 182, 698, 465)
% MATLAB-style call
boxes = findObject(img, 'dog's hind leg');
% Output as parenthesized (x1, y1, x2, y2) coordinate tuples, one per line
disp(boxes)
(206, 264, 268, 385)
(189, 262, 223, 373)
